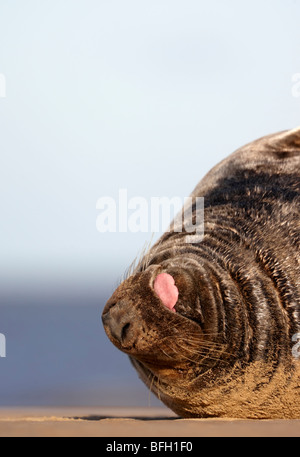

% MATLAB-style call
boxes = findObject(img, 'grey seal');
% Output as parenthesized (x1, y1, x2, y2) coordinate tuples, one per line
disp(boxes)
(102, 127, 300, 418)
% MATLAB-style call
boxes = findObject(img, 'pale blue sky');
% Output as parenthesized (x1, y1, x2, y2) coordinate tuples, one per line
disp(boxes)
(0, 0, 299, 295)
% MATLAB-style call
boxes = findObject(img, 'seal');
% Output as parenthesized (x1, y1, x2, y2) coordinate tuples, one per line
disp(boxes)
(102, 127, 300, 418)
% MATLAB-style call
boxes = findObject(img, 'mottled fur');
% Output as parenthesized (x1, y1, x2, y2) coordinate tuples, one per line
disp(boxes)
(102, 127, 300, 418)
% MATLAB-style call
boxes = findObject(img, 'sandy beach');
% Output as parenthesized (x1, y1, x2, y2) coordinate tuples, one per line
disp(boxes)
(0, 407, 299, 437)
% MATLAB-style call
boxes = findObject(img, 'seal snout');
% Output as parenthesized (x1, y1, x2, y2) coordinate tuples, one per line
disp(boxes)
(102, 299, 139, 349)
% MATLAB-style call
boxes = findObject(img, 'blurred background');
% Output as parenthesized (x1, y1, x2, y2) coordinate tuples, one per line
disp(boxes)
(0, 0, 299, 407)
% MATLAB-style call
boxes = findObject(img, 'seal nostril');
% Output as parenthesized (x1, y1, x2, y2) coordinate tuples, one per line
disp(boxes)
(102, 300, 137, 347)
(121, 322, 131, 342)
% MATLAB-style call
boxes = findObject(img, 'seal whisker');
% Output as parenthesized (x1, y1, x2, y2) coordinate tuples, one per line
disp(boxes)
(159, 334, 231, 359)
(163, 340, 224, 365)
(147, 371, 156, 407)
(156, 375, 162, 401)
(177, 343, 233, 359)
(174, 337, 233, 356)
(174, 343, 230, 364)
(175, 336, 226, 347)
(159, 348, 174, 359)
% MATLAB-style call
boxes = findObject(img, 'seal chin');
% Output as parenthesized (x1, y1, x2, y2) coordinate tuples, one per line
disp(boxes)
(130, 356, 192, 388)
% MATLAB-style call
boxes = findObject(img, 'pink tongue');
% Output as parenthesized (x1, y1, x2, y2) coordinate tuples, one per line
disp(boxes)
(154, 273, 178, 312)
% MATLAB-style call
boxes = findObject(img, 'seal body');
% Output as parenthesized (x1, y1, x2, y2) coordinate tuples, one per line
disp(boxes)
(102, 128, 300, 418)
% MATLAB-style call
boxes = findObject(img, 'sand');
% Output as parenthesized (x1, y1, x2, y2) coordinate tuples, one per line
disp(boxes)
(0, 407, 299, 437)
